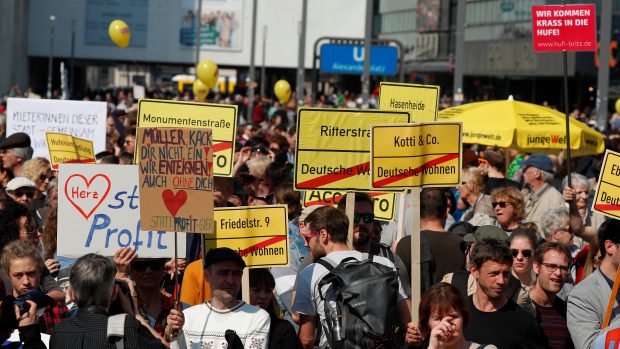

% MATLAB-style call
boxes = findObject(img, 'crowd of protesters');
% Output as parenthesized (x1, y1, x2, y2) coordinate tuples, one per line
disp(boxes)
(0, 85, 618, 349)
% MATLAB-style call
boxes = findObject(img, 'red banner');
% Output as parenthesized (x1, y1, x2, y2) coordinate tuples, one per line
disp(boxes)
(531, 4, 596, 52)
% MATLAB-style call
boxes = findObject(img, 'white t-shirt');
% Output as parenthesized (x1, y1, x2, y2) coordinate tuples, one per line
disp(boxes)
(292, 250, 407, 347)
(177, 301, 270, 349)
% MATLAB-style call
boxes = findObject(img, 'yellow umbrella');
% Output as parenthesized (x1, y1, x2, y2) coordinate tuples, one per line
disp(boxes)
(438, 97, 605, 156)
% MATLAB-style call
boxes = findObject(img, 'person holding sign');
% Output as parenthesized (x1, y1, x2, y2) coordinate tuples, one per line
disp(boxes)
(568, 219, 620, 349)
(176, 248, 270, 349)
(520, 154, 564, 227)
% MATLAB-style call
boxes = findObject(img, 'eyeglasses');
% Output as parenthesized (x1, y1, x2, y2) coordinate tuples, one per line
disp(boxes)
(14, 190, 34, 199)
(131, 260, 165, 272)
(39, 173, 55, 181)
(301, 230, 321, 244)
(353, 213, 375, 224)
(492, 201, 513, 208)
(541, 262, 570, 274)
(510, 248, 532, 258)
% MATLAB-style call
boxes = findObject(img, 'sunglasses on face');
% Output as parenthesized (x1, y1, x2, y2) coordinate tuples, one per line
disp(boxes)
(302, 230, 321, 244)
(131, 260, 165, 272)
(39, 173, 55, 181)
(510, 248, 532, 258)
(353, 213, 375, 224)
(492, 201, 512, 208)
(14, 190, 34, 199)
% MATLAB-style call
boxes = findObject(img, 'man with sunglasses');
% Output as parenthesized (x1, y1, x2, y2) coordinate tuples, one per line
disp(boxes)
(5, 177, 36, 208)
(293, 206, 410, 349)
(529, 242, 574, 348)
(338, 193, 413, 301)
(568, 219, 620, 349)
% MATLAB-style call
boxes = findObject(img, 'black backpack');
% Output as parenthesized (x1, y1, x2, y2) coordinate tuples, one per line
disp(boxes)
(316, 251, 400, 349)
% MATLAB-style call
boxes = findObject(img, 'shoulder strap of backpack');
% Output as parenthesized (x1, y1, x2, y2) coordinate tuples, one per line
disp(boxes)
(107, 313, 127, 349)
(374, 243, 395, 263)
(316, 257, 336, 272)
(451, 270, 470, 297)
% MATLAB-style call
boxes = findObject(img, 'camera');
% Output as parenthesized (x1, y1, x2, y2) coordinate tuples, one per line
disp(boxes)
(0, 289, 50, 329)
(16, 289, 49, 315)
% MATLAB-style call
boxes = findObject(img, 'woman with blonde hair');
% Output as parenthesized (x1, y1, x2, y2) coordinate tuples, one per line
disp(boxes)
(21, 157, 53, 209)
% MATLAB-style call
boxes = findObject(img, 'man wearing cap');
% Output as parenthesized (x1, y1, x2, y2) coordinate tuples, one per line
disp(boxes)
(177, 247, 270, 349)
(568, 219, 620, 349)
(5, 177, 36, 208)
(0, 133, 33, 177)
(520, 154, 564, 225)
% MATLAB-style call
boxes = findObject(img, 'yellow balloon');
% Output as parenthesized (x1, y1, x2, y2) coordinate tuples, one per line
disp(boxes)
(616, 98, 620, 114)
(108, 20, 131, 48)
(274, 80, 292, 103)
(197, 60, 219, 89)
(193, 80, 209, 100)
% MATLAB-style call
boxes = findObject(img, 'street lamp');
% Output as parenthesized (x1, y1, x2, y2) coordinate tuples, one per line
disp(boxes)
(47, 15, 56, 99)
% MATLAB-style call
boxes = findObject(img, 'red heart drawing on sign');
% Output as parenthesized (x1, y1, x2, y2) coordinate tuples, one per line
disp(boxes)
(162, 189, 187, 217)
(64, 174, 111, 220)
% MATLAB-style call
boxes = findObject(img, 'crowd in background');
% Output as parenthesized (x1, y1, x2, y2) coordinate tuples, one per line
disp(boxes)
(0, 84, 618, 348)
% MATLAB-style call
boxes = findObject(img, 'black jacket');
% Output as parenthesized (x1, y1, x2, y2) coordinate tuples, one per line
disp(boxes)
(49, 309, 165, 349)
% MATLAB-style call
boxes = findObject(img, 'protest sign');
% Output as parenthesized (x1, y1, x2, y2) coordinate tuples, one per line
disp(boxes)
(295, 108, 409, 191)
(137, 127, 214, 234)
(46, 132, 95, 169)
(205, 205, 289, 268)
(136, 99, 237, 177)
(74, 137, 96, 163)
(6, 98, 106, 158)
(592, 150, 620, 219)
(378, 82, 440, 122)
(531, 4, 596, 52)
(57, 164, 185, 258)
(370, 122, 463, 190)
(303, 190, 396, 221)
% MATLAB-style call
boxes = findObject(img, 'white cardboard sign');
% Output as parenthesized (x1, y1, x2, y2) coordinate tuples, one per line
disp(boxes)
(6, 98, 107, 159)
(57, 164, 186, 258)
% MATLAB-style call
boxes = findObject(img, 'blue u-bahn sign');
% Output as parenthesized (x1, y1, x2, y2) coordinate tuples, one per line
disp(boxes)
(320, 44, 398, 76)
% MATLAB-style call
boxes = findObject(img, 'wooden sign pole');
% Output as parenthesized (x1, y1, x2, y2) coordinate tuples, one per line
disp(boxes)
(410, 188, 421, 323)
(346, 192, 356, 249)
(396, 192, 406, 243)
(242, 269, 250, 303)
